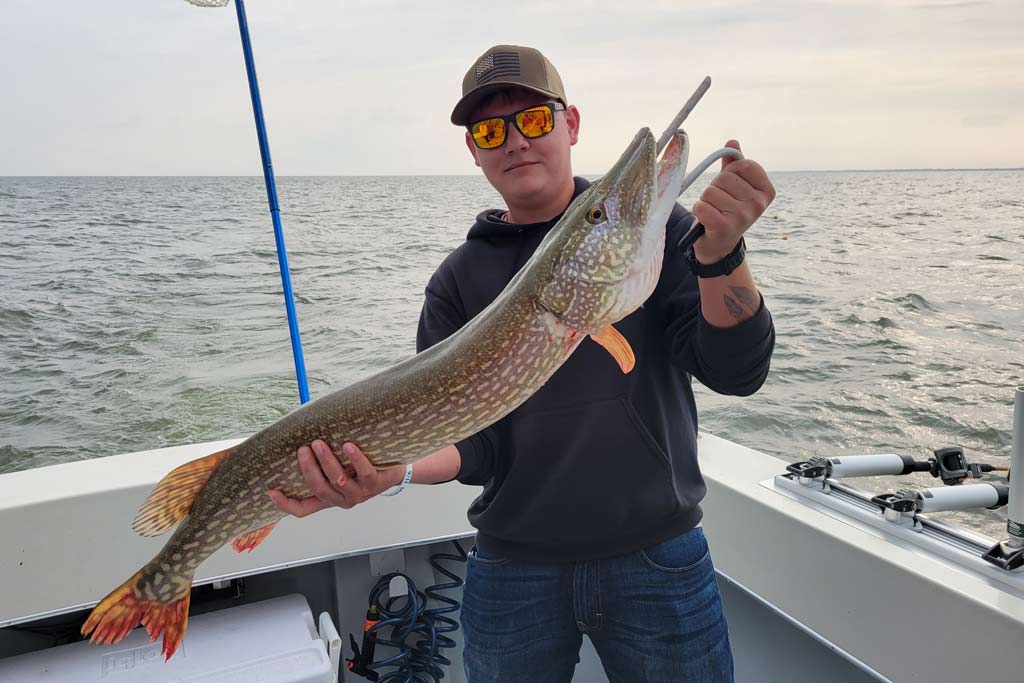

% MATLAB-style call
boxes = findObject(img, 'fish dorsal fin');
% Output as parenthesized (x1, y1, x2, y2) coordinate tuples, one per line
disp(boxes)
(590, 325, 635, 373)
(132, 447, 234, 537)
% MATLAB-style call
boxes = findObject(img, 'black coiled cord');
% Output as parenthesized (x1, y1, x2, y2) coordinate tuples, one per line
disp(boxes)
(363, 540, 467, 683)
(417, 541, 467, 671)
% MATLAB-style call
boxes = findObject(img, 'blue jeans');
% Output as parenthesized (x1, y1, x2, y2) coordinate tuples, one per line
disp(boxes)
(461, 526, 733, 683)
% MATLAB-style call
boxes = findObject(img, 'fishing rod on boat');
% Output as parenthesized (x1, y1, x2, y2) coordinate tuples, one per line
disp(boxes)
(232, 0, 310, 404)
(187, 0, 311, 404)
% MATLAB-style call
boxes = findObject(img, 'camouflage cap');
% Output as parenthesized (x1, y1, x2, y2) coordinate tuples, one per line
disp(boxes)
(451, 45, 567, 126)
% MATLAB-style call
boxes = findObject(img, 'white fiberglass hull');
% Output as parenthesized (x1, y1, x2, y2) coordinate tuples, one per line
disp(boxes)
(1, 434, 1022, 681)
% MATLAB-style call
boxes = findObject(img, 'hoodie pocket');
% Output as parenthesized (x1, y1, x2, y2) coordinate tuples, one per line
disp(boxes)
(476, 397, 681, 549)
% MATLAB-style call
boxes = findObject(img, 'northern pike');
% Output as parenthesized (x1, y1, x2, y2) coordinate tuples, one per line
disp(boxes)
(81, 124, 692, 658)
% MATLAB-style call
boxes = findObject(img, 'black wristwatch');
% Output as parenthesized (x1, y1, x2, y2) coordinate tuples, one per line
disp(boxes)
(683, 237, 746, 278)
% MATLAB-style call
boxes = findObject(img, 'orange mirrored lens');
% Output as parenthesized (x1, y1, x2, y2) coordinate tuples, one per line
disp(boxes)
(472, 118, 506, 149)
(516, 107, 554, 138)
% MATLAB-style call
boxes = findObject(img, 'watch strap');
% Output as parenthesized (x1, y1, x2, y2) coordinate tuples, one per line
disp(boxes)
(684, 236, 746, 278)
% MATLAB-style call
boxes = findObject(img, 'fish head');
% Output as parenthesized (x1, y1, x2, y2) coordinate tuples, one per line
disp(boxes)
(535, 126, 689, 333)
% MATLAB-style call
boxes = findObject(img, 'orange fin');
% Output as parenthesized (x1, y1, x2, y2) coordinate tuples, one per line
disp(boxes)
(590, 325, 635, 373)
(230, 522, 278, 553)
(133, 447, 234, 537)
(81, 569, 192, 660)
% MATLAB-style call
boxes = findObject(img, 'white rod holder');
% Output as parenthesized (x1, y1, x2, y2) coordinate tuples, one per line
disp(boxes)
(1007, 387, 1024, 547)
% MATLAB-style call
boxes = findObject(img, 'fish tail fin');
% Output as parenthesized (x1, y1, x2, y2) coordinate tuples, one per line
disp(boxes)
(81, 565, 193, 660)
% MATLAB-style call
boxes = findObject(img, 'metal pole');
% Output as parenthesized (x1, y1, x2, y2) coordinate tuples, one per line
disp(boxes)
(233, 0, 310, 404)
(1007, 387, 1024, 547)
(655, 76, 711, 156)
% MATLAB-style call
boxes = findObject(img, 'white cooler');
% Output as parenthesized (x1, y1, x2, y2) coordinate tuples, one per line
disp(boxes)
(0, 594, 339, 682)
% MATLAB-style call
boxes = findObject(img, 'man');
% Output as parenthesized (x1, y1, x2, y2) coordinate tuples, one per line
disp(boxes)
(270, 45, 775, 682)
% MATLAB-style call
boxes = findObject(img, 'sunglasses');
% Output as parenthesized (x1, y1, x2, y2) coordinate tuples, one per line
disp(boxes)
(469, 102, 566, 150)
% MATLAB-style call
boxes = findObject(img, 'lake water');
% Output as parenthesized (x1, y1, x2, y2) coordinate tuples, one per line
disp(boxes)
(1, 171, 1021, 535)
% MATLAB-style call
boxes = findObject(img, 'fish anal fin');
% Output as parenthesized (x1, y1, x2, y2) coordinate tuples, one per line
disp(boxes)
(590, 325, 636, 373)
(132, 447, 234, 537)
(230, 522, 278, 553)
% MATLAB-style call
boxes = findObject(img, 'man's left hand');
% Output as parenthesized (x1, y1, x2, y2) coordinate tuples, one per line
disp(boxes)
(268, 440, 404, 517)
(691, 140, 775, 263)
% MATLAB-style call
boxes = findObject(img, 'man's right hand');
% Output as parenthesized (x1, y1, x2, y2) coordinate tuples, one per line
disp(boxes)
(268, 440, 405, 517)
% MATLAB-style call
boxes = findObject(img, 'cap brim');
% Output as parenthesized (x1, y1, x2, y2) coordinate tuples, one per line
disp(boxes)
(451, 81, 565, 126)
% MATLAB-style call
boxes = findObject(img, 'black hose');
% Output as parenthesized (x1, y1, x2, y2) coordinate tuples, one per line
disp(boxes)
(361, 540, 467, 683)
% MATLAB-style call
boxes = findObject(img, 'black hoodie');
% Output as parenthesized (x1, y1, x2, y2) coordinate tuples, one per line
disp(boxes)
(416, 177, 775, 562)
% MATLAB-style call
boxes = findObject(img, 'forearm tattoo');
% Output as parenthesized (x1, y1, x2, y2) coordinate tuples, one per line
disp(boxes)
(723, 286, 758, 321)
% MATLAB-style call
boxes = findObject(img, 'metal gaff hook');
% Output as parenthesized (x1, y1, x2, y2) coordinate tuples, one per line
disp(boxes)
(654, 77, 745, 253)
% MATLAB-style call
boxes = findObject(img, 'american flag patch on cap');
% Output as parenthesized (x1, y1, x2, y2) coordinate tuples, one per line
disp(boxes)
(475, 52, 520, 84)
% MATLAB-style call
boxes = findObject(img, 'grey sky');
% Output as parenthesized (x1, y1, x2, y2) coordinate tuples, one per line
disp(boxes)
(2, 0, 1021, 175)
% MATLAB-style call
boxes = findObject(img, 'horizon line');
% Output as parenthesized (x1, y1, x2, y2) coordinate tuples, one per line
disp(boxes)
(2, 167, 1023, 178)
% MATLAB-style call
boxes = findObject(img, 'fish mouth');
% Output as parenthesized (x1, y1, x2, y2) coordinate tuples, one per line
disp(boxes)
(651, 130, 690, 222)
(595, 127, 688, 227)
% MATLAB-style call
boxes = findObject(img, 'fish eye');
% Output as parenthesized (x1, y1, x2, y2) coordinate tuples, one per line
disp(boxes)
(585, 204, 606, 224)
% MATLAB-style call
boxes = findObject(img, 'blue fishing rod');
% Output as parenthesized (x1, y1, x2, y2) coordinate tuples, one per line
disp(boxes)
(232, 0, 311, 404)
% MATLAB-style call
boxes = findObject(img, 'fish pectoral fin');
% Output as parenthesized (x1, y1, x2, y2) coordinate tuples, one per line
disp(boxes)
(230, 522, 278, 553)
(132, 447, 234, 537)
(590, 325, 635, 373)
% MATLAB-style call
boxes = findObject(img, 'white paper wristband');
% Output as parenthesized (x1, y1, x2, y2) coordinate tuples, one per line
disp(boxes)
(381, 463, 413, 497)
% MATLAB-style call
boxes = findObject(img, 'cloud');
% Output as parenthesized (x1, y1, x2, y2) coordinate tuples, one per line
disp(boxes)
(1, 0, 1021, 174)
